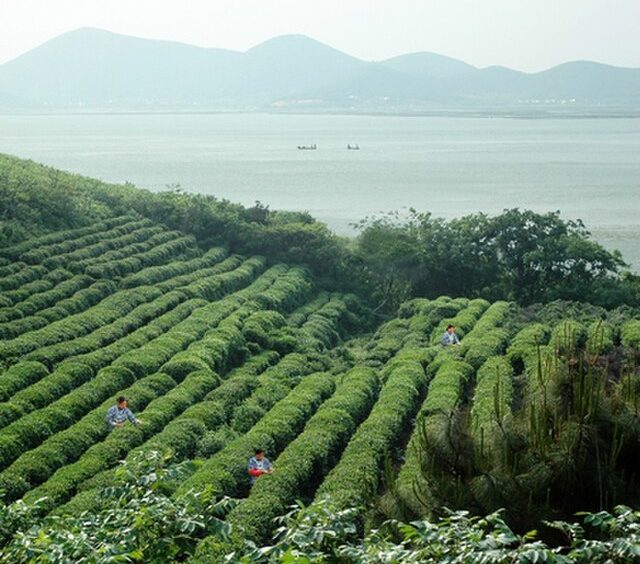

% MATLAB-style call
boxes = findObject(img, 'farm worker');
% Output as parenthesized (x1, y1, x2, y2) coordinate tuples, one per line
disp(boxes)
(248, 449, 273, 484)
(106, 396, 142, 429)
(441, 324, 460, 346)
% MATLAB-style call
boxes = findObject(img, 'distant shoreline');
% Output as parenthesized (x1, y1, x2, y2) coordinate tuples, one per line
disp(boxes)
(1, 108, 640, 120)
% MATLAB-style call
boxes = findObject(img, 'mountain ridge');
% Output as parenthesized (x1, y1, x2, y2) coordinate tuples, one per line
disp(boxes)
(1, 27, 638, 111)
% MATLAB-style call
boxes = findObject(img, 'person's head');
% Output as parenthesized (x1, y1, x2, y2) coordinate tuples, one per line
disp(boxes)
(254, 448, 265, 461)
(117, 396, 128, 408)
(447, 324, 456, 334)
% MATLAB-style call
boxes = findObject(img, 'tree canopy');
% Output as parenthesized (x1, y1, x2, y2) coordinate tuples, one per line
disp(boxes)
(355, 209, 639, 309)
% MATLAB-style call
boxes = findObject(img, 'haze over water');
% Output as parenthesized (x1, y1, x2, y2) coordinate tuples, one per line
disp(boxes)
(1, 112, 638, 270)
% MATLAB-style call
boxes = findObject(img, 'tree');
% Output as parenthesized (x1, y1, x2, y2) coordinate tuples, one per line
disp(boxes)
(355, 209, 633, 309)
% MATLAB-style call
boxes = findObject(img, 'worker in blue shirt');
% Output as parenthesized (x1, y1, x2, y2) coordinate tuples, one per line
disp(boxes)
(106, 396, 142, 429)
(441, 324, 460, 346)
(248, 449, 273, 484)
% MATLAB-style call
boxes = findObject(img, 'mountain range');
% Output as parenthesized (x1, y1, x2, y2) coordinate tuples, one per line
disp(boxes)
(1, 27, 639, 111)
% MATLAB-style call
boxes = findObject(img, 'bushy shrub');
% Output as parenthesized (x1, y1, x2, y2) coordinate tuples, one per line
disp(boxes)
(315, 352, 426, 510)
(3, 216, 141, 262)
(0, 265, 48, 292)
(0, 285, 160, 363)
(6, 361, 95, 414)
(470, 356, 514, 463)
(197, 425, 239, 458)
(0, 372, 176, 500)
(0, 453, 235, 563)
(83, 234, 197, 279)
(1, 278, 54, 306)
(463, 328, 510, 369)
(0, 307, 22, 323)
(21, 370, 223, 510)
(0, 361, 49, 402)
(119, 246, 227, 289)
(548, 319, 588, 355)
(506, 322, 551, 365)
(57, 351, 297, 514)
(587, 319, 615, 354)
(57, 225, 166, 271)
(13, 274, 92, 317)
(200, 500, 640, 564)
(161, 355, 211, 381)
(0, 314, 51, 340)
(0, 365, 136, 470)
(154, 255, 245, 292)
(287, 292, 330, 326)
(396, 358, 474, 515)
(242, 310, 286, 348)
(430, 298, 489, 345)
(621, 319, 640, 349)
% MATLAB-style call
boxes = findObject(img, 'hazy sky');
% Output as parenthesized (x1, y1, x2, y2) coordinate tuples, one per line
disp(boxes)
(1, 0, 639, 70)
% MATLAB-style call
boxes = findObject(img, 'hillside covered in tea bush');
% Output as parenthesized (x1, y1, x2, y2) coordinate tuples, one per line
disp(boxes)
(0, 154, 638, 562)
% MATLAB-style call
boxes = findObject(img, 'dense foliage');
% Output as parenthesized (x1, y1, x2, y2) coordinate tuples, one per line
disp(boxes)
(1, 455, 638, 563)
(0, 452, 237, 562)
(355, 209, 640, 309)
(236, 499, 640, 563)
(388, 305, 640, 534)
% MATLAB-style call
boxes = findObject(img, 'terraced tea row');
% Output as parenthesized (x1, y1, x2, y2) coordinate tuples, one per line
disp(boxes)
(0, 221, 375, 515)
(0, 218, 206, 333)
(57, 295, 362, 516)
(193, 296, 492, 554)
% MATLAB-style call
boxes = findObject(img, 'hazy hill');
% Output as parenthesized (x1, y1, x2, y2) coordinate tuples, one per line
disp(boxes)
(0, 27, 638, 110)
(0, 28, 242, 107)
(381, 51, 477, 78)
(241, 35, 363, 101)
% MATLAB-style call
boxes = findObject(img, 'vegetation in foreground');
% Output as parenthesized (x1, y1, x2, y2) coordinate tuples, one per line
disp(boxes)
(0, 453, 638, 563)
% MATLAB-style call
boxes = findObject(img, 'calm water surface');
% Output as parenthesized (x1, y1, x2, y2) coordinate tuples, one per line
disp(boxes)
(0, 113, 638, 270)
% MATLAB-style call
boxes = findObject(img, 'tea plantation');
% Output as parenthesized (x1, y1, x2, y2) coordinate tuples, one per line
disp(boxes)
(0, 211, 638, 561)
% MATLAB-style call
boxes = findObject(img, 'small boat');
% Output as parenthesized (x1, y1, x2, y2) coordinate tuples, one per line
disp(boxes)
(297, 144, 317, 150)
(347, 144, 360, 150)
